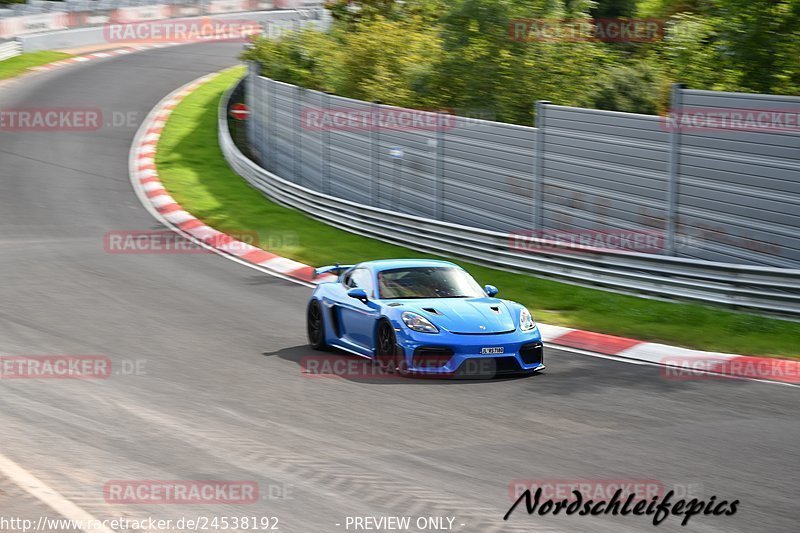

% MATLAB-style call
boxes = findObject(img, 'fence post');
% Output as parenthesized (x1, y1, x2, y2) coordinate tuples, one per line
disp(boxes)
(370, 101, 380, 207)
(434, 111, 445, 220)
(265, 77, 271, 169)
(293, 86, 302, 184)
(269, 78, 277, 170)
(246, 63, 257, 160)
(533, 100, 550, 232)
(322, 91, 331, 195)
(262, 74, 272, 170)
(666, 83, 685, 256)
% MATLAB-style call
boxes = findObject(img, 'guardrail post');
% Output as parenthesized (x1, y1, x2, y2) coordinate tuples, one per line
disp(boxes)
(666, 83, 686, 256)
(533, 101, 550, 232)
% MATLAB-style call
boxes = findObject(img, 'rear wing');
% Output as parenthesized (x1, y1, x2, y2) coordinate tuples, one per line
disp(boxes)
(313, 264, 354, 279)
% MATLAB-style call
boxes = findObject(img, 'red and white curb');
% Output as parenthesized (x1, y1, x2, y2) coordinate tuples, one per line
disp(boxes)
(536, 325, 798, 385)
(27, 43, 183, 74)
(129, 71, 337, 286)
(130, 71, 800, 387)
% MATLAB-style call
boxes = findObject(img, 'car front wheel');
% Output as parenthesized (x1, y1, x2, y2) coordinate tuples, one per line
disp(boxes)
(376, 320, 406, 375)
(307, 300, 328, 351)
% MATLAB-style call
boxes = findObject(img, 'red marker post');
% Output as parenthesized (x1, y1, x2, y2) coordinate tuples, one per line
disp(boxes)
(230, 102, 250, 120)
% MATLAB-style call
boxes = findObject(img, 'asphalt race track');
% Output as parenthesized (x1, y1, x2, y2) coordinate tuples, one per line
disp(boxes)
(1, 43, 798, 533)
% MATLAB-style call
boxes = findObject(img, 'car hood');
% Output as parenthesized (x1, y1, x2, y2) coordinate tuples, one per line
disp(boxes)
(391, 297, 516, 334)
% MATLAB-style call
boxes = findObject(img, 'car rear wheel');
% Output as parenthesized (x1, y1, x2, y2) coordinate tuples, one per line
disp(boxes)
(307, 300, 328, 351)
(376, 320, 406, 375)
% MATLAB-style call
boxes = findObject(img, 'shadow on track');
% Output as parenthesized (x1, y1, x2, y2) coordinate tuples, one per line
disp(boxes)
(262, 345, 542, 385)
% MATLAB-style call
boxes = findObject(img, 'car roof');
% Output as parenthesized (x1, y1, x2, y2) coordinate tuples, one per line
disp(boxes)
(357, 259, 462, 273)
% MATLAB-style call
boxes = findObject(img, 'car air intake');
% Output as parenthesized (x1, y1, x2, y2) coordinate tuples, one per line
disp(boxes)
(520, 342, 544, 366)
(455, 357, 521, 377)
(412, 347, 454, 369)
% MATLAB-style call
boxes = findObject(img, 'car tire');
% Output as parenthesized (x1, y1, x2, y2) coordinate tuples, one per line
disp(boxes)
(376, 320, 407, 376)
(307, 299, 328, 351)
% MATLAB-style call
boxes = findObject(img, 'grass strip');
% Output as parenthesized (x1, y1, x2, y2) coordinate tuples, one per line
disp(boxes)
(0, 51, 72, 80)
(155, 67, 800, 359)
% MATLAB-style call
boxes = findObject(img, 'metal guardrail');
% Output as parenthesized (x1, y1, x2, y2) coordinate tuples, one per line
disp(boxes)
(0, 39, 21, 60)
(219, 80, 800, 316)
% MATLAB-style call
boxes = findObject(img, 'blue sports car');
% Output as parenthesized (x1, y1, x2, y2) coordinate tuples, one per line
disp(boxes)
(306, 259, 545, 377)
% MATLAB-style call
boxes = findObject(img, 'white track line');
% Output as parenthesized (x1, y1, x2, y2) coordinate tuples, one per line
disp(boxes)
(549, 345, 800, 388)
(0, 452, 115, 533)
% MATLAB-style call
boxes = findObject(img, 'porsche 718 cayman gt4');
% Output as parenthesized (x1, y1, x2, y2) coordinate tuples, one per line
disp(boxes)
(306, 259, 545, 377)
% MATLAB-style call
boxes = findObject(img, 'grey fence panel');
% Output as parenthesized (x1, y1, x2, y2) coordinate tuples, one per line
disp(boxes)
(681, 90, 800, 110)
(441, 117, 536, 232)
(245, 64, 800, 275)
(298, 88, 323, 191)
(372, 107, 437, 217)
(271, 82, 296, 184)
(674, 89, 800, 267)
(540, 105, 670, 241)
(325, 96, 373, 206)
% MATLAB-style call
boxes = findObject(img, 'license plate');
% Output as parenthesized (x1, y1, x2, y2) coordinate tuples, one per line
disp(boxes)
(480, 347, 504, 355)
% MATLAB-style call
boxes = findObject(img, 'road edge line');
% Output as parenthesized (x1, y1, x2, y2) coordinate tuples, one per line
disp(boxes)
(0, 452, 115, 533)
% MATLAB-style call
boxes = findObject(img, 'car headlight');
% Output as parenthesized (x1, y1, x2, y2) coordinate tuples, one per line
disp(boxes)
(519, 307, 537, 331)
(402, 311, 439, 333)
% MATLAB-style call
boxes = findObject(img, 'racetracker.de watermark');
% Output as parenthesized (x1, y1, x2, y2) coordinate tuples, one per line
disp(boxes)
(663, 107, 800, 133)
(0, 108, 102, 131)
(0, 356, 146, 379)
(0, 356, 111, 379)
(103, 481, 259, 504)
(0, 109, 144, 131)
(508, 479, 702, 501)
(300, 355, 528, 379)
(300, 107, 456, 132)
(104, 230, 259, 254)
(660, 357, 800, 383)
(510, 230, 666, 255)
(103, 18, 260, 44)
(509, 18, 664, 42)
(301, 356, 397, 379)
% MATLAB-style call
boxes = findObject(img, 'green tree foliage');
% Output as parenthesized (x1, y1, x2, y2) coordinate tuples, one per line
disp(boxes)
(330, 15, 443, 107)
(592, 0, 639, 18)
(656, 0, 800, 94)
(635, 0, 712, 17)
(243, 0, 799, 123)
(579, 60, 667, 114)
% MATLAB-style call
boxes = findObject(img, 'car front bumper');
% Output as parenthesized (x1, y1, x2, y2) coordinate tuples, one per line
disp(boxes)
(393, 325, 545, 377)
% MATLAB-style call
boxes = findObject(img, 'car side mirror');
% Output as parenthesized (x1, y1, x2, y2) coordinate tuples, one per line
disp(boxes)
(484, 284, 499, 297)
(347, 288, 369, 301)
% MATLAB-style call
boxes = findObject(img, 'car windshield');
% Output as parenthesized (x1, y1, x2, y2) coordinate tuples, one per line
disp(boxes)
(377, 267, 486, 299)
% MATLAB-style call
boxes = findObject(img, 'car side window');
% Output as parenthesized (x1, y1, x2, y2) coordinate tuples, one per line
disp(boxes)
(349, 269, 374, 297)
(341, 270, 353, 287)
